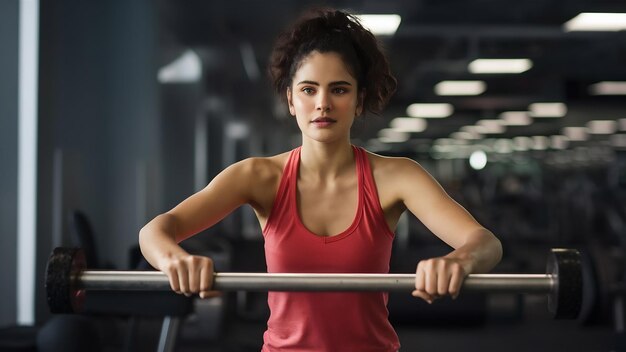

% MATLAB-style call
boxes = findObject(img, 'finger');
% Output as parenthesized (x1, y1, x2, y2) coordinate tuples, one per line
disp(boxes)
(437, 268, 452, 297)
(200, 265, 212, 293)
(411, 290, 433, 304)
(449, 268, 463, 299)
(168, 267, 181, 293)
(188, 259, 200, 293)
(176, 263, 190, 295)
(414, 266, 425, 292)
(425, 267, 438, 296)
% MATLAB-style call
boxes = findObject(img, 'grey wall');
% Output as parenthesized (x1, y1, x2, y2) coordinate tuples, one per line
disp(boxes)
(36, 0, 160, 322)
(0, 0, 19, 327)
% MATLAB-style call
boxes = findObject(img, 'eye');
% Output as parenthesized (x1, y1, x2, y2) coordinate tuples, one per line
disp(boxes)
(333, 87, 348, 94)
(301, 87, 315, 95)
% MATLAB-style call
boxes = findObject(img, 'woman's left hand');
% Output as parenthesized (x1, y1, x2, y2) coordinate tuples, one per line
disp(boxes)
(412, 256, 468, 304)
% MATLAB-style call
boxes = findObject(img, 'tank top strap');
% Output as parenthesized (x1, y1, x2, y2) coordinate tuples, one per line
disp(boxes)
(353, 146, 378, 201)
(353, 146, 395, 239)
(286, 146, 302, 182)
(262, 147, 301, 236)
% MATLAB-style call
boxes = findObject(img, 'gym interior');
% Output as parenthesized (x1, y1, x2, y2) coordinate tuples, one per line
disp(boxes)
(1, 0, 626, 351)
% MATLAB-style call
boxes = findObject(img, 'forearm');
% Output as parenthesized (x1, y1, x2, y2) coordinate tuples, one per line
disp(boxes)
(139, 213, 190, 271)
(444, 228, 503, 275)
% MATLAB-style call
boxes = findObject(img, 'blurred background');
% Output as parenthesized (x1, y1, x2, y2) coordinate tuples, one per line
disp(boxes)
(2, 0, 626, 351)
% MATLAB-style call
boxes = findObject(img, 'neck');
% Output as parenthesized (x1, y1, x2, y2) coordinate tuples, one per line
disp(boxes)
(299, 139, 355, 180)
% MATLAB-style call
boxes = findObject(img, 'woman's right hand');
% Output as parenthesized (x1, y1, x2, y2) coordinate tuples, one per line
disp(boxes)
(159, 254, 221, 299)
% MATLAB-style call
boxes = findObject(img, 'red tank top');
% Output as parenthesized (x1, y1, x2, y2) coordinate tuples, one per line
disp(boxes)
(262, 146, 401, 352)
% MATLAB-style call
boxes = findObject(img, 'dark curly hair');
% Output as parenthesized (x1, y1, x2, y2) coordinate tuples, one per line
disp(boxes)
(268, 8, 397, 115)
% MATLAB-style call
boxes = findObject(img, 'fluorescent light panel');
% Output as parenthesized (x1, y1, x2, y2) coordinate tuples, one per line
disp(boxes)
(529, 102, 567, 117)
(378, 128, 409, 143)
(499, 111, 532, 126)
(513, 136, 533, 151)
(494, 139, 514, 154)
(434, 80, 486, 96)
(355, 14, 401, 35)
(532, 136, 550, 150)
(390, 117, 427, 132)
(406, 103, 453, 118)
(564, 13, 626, 32)
(476, 119, 506, 134)
(589, 81, 626, 95)
(551, 135, 569, 150)
(586, 120, 617, 134)
(450, 131, 481, 140)
(468, 59, 533, 74)
(562, 127, 588, 141)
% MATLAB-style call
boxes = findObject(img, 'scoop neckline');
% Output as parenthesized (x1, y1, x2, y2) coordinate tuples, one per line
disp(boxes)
(292, 146, 364, 243)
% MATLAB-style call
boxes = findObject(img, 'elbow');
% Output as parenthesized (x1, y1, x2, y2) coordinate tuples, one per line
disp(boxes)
(493, 236, 503, 265)
(138, 213, 177, 247)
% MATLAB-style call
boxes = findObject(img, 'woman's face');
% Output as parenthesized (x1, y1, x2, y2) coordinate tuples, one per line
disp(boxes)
(287, 51, 363, 144)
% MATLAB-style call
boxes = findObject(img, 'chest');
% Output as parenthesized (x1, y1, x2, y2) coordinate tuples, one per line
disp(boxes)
(297, 178, 359, 237)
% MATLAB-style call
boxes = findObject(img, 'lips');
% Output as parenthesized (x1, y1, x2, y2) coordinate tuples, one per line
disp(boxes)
(311, 117, 337, 123)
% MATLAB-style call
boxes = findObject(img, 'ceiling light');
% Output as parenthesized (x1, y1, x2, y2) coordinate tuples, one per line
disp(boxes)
(476, 119, 506, 134)
(460, 126, 479, 133)
(589, 81, 626, 95)
(563, 13, 626, 32)
(355, 14, 402, 36)
(434, 80, 486, 96)
(562, 127, 588, 141)
(494, 139, 514, 154)
(158, 50, 202, 83)
(450, 131, 481, 140)
(390, 117, 427, 132)
(378, 128, 409, 143)
(586, 120, 617, 134)
(532, 136, 550, 150)
(551, 135, 569, 150)
(406, 103, 454, 118)
(225, 121, 250, 139)
(469, 150, 488, 170)
(529, 102, 567, 117)
(513, 137, 533, 151)
(499, 111, 532, 126)
(468, 59, 533, 74)
(435, 138, 468, 146)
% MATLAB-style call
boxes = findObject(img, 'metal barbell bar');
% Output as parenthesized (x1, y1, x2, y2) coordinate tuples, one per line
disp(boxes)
(80, 271, 553, 293)
(45, 247, 582, 319)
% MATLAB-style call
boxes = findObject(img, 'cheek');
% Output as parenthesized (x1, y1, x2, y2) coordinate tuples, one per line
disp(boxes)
(293, 97, 312, 111)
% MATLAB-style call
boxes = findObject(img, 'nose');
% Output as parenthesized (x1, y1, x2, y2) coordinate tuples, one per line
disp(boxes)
(316, 91, 331, 112)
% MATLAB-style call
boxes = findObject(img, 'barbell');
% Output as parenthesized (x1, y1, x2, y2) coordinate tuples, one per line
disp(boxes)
(45, 247, 582, 319)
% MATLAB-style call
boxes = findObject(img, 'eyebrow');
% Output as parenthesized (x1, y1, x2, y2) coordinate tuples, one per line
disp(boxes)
(296, 80, 353, 86)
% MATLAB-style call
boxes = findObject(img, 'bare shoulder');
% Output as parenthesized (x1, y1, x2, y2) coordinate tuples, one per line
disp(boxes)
(226, 152, 290, 209)
(231, 151, 290, 186)
(364, 149, 443, 202)
(364, 150, 429, 180)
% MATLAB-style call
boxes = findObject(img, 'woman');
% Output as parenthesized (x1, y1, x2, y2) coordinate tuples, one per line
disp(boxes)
(139, 8, 502, 351)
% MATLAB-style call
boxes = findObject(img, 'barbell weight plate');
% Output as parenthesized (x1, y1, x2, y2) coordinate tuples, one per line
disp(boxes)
(45, 247, 86, 314)
(547, 248, 583, 319)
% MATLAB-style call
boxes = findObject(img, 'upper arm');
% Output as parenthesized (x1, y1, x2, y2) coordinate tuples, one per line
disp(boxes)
(392, 158, 484, 249)
(165, 158, 264, 242)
